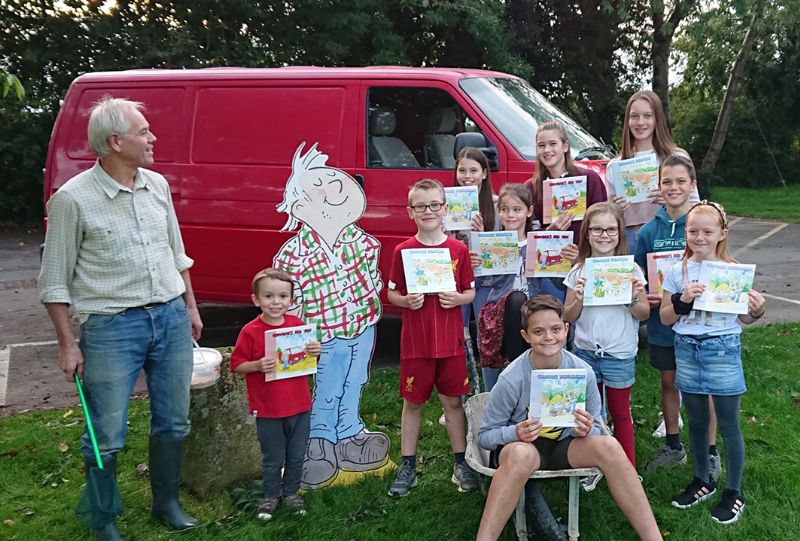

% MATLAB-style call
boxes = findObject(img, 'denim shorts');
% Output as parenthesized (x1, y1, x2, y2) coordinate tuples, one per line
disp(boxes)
(674, 333, 744, 396)
(572, 347, 635, 389)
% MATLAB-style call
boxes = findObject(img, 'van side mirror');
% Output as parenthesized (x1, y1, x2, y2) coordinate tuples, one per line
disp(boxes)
(454, 132, 499, 171)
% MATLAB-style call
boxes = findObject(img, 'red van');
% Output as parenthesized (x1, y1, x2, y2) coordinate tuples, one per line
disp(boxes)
(43, 66, 611, 305)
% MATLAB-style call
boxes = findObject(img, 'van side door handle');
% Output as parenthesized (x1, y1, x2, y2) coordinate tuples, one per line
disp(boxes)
(355, 174, 365, 188)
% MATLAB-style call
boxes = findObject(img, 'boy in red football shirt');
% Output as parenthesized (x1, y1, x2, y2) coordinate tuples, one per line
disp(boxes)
(230, 268, 321, 521)
(387, 179, 477, 497)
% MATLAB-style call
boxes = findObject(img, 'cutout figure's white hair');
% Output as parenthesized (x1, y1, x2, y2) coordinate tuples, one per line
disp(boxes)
(277, 142, 329, 231)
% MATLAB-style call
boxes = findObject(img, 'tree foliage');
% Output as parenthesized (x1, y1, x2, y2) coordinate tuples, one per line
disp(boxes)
(671, 0, 799, 187)
(0, 0, 795, 223)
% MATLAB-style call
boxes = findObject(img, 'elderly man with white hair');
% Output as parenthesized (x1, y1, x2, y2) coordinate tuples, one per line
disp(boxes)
(39, 97, 202, 540)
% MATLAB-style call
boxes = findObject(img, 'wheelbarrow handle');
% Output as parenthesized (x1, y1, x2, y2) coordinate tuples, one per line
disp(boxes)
(75, 375, 104, 470)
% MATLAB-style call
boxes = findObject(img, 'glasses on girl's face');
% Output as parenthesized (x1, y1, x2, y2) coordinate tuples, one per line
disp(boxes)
(409, 202, 444, 213)
(588, 226, 619, 237)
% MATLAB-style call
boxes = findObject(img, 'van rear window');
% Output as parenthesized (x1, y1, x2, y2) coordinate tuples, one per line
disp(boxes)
(66, 88, 185, 163)
(192, 87, 347, 165)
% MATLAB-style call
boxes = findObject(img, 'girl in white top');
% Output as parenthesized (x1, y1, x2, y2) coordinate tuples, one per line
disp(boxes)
(660, 201, 765, 525)
(564, 202, 649, 468)
(606, 90, 700, 254)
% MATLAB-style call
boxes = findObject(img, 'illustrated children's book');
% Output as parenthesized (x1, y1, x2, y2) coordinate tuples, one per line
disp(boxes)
(530, 368, 587, 428)
(542, 176, 587, 224)
(694, 261, 756, 315)
(608, 153, 659, 204)
(401, 248, 457, 294)
(525, 231, 574, 278)
(443, 186, 480, 231)
(264, 324, 318, 381)
(582, 255, 635, 306)
(469, 231, 520, 277)
(646, 250, 685, 296)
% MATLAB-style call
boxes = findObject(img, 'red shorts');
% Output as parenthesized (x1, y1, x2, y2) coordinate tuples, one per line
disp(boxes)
(399, 354, 470, 404)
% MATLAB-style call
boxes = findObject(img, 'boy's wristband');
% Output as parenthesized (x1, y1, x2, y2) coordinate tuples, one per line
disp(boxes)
(671, 292, 694, 315)
(626, 297, 639, 308)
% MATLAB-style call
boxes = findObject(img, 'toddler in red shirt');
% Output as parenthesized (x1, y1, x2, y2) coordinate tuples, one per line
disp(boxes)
(230, 268, 321, 521)
(387, 179, 478, 498)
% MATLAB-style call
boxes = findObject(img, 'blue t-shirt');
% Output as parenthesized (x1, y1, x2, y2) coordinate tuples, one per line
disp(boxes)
(635, 206, 687, 347)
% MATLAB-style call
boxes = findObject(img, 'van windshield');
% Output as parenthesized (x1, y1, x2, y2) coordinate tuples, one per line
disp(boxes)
(460, 77, 613, 161)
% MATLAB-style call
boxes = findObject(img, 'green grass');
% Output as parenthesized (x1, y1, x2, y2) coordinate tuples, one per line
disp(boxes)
(2, 323, 800, 540)
(711, 185, 800, 223)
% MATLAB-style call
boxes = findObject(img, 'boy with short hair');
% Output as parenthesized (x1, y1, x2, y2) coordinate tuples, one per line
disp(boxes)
(635, 155, 720, 478)
(476, 296, 663, 541)
(230, 268, 321, 521)
(387, 179, 477, 497)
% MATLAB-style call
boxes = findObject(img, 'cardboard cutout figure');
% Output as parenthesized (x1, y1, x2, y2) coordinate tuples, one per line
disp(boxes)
(274, 142, 390, 489)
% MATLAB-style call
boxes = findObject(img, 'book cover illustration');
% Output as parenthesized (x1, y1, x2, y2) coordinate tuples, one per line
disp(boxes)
(609, 153, 659, 204)
(582, 255, 635, 306)
(694, 261, 756, 315)
(443, 186, 480, 231)
(401, 248, 457, 294)
(469, 231, 520, 277)
(646, 250, 684, 296)
(525, 231, 574, 277)
(529, 368, 587, 428)
(264, 324, 318, 381)
(542, 176, 587, 224)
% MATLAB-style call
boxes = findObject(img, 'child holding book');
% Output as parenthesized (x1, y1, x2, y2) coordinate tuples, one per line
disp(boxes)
(387, 179, 477, 497)
(661, 201, 765, 524)
(453, 147, 499, 387)
(476, 296, 663, 541)
(525, 119, 607, 301)
(606, 90, 699, 254)
(564, 202, 649, 484)
(230, 268, 321, 521)
(635, 155, 721, 477)
(475, 183, 577, 390)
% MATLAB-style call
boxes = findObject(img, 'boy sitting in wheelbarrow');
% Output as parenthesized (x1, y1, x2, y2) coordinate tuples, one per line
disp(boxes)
(476, 296, 663, 541)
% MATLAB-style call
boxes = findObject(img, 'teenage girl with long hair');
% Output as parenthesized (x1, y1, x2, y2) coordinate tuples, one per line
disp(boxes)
(608, 90, 699, 254)
(525, 119, 607, 302)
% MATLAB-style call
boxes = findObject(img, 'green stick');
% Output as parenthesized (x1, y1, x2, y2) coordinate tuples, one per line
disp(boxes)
(74, 375, 104, 470)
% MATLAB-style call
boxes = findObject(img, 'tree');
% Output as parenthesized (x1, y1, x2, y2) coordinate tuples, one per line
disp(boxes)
(699, 6, 762, 176)
(649, 0, 699, 122)
(672, 0, 799, 186)
(504, 0, 638, 143)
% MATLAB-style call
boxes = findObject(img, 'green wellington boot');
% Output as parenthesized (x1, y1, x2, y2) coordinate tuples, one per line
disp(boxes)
(149, 436, 198, 530)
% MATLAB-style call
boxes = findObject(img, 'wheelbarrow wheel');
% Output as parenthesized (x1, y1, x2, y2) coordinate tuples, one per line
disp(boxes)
(523, 480, 566, 541)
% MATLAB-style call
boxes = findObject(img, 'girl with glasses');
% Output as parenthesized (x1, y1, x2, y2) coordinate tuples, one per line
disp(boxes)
(563, 202, 650, 486)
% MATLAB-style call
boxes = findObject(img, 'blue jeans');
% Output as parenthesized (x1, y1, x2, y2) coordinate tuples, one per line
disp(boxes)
(311, 325, 375, 443)
(79, 296, 193, 462)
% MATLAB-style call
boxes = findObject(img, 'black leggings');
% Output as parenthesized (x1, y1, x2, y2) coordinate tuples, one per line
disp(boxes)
(683, 392, 744, 490)
(502, 291, 528, 362)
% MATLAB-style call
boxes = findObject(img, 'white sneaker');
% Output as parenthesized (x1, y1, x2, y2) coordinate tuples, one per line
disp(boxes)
(438, 411, 446, 426)
(652, 413, 683, 438)
(581, 472, 603, 492)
